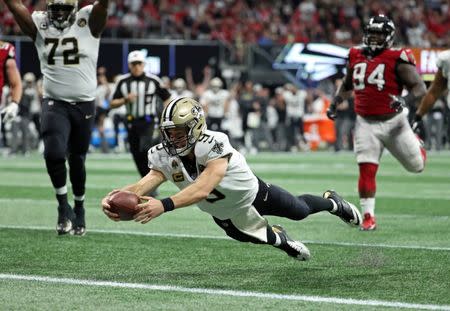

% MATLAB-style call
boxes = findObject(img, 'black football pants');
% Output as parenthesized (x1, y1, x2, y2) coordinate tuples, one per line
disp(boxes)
(41, 99, 95, 197)
(213, 177, 333, 244)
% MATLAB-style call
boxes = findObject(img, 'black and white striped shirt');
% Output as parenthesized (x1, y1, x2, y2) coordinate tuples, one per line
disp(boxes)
(112, 73, 171, 119)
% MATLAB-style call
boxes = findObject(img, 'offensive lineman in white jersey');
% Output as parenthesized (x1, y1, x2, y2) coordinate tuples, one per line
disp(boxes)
(412, 49, 450, 135)
(3, 0, 110, 236)
(101, 97, 362, 261)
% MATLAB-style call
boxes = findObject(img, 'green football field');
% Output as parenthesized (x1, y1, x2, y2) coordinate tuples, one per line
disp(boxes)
(1, 151, 449, 310)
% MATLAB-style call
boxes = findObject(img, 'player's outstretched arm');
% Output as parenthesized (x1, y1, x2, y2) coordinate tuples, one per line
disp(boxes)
(415, 69, 447, 117)
(0, 58, 22, 124)
(171, 157, 228, 208)
(101, 169, 166, 221)
(123, 169, 167, 197)
(396, 63, 427, 108)
(89, 0, 109, 38)
(327, 67, 353, 120)
(134, 157, 228, 224)
(6, 58, 22, 104)
(2, 0, 37, 40)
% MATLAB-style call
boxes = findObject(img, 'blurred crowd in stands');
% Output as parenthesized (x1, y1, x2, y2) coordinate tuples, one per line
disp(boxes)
(1, 1, 449, 50)
(1, 0, 449, 155)
(2, 65, 450, 156)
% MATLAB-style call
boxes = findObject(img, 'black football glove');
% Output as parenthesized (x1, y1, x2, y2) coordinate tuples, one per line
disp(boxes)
(389, 94, 406, 112)
(327, 96, 343, 120)
(411, 115, 426, 141)
(326, 102, 337, 120)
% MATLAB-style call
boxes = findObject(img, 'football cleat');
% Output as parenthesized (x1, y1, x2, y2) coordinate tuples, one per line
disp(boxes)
(73, 226, 86, 236)
(360, 213, 377, 231)
(56, 205, 74, 235)
(272, 225, 310, 261)
(323, 190, 362, 227)
(73, 207, 86, 236)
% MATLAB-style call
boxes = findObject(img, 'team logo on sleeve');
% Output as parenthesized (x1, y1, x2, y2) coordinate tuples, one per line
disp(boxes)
(400, 49, 416, 65)
(77, 18, 87, 27)
(211, 141, 224, 155)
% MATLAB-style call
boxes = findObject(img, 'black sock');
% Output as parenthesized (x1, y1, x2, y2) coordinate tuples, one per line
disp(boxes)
(74, 199, 84, 209)
(56, 193, 68, 207)
(299, 194, 334, 214)
(266, 226, 277, 245)
(74, 200, 84, 217)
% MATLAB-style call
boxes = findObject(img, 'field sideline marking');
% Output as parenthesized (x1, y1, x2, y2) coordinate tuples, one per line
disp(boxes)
(1, 224, 449, 252)
(0, 274, 449, 310)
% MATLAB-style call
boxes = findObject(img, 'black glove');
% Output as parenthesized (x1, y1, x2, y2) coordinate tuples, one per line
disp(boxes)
(411, 115, 426, 140)
(326, 102, 337, 120)
(389, 94, 406, 112)
(327, 96, 343, 120)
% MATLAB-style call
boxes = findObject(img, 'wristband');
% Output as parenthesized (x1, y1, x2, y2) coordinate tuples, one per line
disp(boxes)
(161, 197, 175, 212)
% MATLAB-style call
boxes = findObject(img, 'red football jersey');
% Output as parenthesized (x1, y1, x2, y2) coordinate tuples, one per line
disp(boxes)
(0, 41, 16, 99)
(348, 46, 417, 116)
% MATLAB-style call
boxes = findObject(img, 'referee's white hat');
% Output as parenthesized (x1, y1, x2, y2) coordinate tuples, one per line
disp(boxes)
(128, 50, 146, 63)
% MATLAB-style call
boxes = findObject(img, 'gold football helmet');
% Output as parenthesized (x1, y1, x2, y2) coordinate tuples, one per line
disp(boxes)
(46, 0, 78, 29)
(160, 97, 206, 156)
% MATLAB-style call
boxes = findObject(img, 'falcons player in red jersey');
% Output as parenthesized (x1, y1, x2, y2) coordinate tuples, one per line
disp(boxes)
(327, 15, 427, 231)
(0, 41, 22, 130)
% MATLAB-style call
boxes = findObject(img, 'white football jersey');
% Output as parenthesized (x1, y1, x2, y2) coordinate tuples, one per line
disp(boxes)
(436, 49, 450, 105)
(32, 6, 99, 102)
(283, 89, 307, 118)
(170, 89, 194, 99)
(200, 89, 230, 118)
(148, 129, 259, 220)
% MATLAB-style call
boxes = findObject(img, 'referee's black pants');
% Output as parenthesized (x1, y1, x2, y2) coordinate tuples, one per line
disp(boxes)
(127, 118, 156, 177)
(41, 99, 95, 197)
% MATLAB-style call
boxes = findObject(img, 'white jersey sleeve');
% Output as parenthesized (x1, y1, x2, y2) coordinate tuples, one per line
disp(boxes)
(436, 50, 450, 106)
(32, 5, 100, 102)
(147, 130, 259, 220)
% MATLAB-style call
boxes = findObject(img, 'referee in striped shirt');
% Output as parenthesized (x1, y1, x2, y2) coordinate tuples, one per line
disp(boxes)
(111, 50, 171, 179)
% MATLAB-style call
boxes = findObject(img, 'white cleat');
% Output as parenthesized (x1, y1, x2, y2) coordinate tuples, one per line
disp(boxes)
(272, 225, 311, 261)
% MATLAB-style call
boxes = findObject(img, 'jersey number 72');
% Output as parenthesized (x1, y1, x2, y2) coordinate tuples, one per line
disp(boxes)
(45, 37, 79, 65)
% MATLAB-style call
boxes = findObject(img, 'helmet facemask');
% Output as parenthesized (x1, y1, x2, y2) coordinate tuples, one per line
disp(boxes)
(47, 0, 77, 29)
(160, 98, 206, 157)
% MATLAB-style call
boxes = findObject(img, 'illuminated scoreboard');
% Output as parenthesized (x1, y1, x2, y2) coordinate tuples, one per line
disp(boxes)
(274, 43, 444, 83)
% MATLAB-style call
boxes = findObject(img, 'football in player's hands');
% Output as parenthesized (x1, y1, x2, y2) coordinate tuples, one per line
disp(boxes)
(107, 191, 140, 220)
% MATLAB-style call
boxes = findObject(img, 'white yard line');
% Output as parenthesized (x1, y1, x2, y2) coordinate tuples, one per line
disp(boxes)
(1, 225, 449, 251)
(0, 273, 449, 310)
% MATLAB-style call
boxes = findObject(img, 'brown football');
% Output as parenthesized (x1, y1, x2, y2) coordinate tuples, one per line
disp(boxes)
(107, 191, 140, 220)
